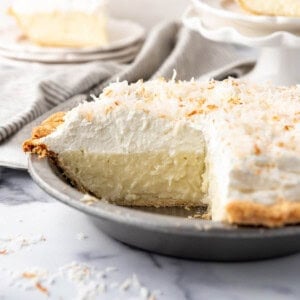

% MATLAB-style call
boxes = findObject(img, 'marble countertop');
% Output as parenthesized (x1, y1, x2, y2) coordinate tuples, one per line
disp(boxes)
(1, 167, 300, 300)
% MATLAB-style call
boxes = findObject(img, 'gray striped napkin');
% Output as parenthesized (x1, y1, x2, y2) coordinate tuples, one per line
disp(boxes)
(0, 21, 254, 169)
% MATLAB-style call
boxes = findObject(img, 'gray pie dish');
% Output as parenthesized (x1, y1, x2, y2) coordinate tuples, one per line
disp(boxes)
(28, 155, 300, 262)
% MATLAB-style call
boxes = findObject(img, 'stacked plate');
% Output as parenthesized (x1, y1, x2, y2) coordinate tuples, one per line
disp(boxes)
(0, 18, 145, 64)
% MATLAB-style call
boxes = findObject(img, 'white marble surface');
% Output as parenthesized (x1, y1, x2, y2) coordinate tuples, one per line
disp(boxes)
(1, 167, 300, 300)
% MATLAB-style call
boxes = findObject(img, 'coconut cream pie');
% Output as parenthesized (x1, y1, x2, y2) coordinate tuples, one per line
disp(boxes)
(236, 0, 300, 17)
(8, 0, 107, 47)
(23, 79, 300, 227)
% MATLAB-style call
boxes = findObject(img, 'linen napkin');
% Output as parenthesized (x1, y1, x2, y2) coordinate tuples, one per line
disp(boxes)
(0, 21, 254, 169)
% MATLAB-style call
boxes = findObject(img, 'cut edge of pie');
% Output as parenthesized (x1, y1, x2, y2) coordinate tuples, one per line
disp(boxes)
(23, 112, 205, 208)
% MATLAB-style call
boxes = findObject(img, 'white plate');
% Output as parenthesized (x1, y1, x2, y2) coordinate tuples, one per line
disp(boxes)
(183, 6, 300, 85)
(0, 42, 142, 63)
(193, 0, 300, 32)
(0, 18, 145, 55)
(183, 6, 300, 47)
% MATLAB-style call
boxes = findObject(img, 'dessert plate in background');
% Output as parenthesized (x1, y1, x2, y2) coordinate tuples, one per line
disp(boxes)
(183, 6, 300, 47)
(0, 18, 145, 63)
(28, 155, 300, 261)
(183, 5, 300, 85)
(192, 0, 300, 33)
(0, 42, 142, 64)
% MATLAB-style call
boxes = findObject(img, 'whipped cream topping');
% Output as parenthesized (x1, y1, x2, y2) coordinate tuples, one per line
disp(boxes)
(42, 78, 300, 216)
(11, 0, 106, 14)
(43, 79, 207, 155)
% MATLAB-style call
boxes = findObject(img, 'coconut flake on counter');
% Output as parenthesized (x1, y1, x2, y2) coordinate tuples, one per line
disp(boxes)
(76, 232, 88, 241)
(2, 261, 160, 299)
(0, 234, 46, 255)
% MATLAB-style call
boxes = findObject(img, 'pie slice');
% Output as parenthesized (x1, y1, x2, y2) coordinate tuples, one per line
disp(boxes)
(236, 0, 300, 17)
(23, 79, 300, 227)
(8, 0, 107, 48)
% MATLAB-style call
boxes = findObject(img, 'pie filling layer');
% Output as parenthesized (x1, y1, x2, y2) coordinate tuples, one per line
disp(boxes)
(58, 150, 206, 206)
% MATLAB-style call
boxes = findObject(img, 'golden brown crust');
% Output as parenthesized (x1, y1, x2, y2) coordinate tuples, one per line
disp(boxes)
(23, 112, 65, 157)
(106, 199, 204, 207)
(226, 200, 300, 228)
